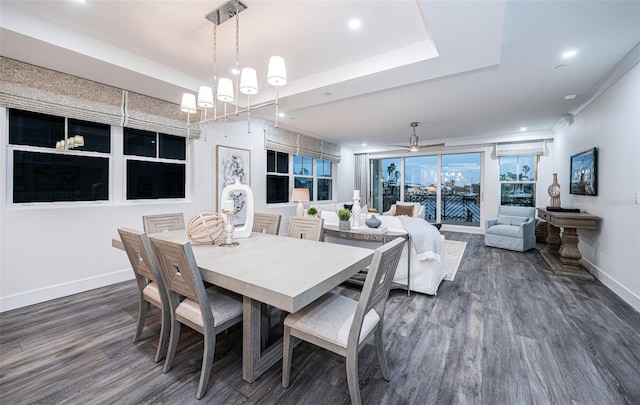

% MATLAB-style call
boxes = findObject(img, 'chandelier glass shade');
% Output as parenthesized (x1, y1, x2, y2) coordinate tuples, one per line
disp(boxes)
(180, 0, 287, 135)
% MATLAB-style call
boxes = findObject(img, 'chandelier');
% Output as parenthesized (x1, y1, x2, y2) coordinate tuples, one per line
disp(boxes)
(180, 0, 287, 135)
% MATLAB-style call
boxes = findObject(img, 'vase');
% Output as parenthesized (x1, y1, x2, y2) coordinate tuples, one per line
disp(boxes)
(339, 220, 351, 230)
(351, 194, 362, 228)
(365, 214, 382, 228)
(548, 173, 561, 207)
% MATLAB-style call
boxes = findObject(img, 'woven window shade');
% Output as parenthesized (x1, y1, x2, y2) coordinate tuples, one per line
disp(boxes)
(0, 57, 123, 126)
(0, 57, 200, 138)
(264, 123, 340, 162)
(495, 140, 546, 156)
(123, 91, 200, 138)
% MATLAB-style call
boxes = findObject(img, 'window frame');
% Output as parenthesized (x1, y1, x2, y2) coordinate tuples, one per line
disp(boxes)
(498, 154, 538, 207)
(123, 127, 188, 201)
(266, 150, 335, 204)
(7, 108, 113, 205)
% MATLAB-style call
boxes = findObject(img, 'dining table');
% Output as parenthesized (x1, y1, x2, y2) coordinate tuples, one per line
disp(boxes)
(113, 230, 374, 383)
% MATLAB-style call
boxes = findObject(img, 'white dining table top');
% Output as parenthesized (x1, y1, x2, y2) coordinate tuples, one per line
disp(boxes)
(145, 231, 374, 313)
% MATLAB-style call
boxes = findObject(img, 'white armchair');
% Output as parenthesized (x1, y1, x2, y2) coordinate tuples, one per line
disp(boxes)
(485, 206, 536, 252)
(383, 202, 425, 219)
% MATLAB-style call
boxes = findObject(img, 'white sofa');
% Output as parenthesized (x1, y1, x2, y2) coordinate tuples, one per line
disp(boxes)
(320, 209, 447, 295)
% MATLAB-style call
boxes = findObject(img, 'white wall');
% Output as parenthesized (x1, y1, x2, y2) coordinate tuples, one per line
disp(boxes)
(550, 64, 640, 311)
(0, 117, 352, 311)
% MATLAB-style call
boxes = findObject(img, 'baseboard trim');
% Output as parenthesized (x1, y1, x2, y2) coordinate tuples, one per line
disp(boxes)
(0, 269, 133, 313)
(582, 258, 640, 313)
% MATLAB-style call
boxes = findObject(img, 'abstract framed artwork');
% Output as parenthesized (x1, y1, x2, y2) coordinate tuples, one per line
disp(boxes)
(216, 145, 251, 224)
(569, 147, 597, 196)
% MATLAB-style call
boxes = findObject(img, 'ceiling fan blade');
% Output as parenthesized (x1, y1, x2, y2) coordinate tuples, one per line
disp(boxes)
(417, 142, 445, 148)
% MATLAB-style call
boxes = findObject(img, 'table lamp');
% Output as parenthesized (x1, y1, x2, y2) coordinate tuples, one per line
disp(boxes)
(292, 188, 310, 217)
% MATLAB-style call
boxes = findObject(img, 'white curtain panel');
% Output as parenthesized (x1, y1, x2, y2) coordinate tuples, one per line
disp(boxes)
(354, 153, 370, 207)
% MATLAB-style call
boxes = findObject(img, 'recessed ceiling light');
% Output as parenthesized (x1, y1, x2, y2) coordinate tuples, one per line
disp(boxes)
(564, 94, 577, 100)
(72, 0, 87, 3)
(520, 127, 527, 132)
(279, 112, 285, 117)
(348, 19, 361, 30)
(562, 49, 578, 59)
(361, 142, 367, 147)
(323, 92, 332, 97)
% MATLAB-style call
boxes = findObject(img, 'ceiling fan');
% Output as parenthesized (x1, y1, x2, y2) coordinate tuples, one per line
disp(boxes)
(389, 122, 445, 152)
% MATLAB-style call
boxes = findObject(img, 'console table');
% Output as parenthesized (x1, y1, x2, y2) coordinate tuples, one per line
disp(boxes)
(323, 225, 410, 294)
(537, 208, 600, 280)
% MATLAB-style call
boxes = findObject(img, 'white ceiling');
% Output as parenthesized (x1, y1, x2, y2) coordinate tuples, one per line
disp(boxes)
(1, 0, 639, 153)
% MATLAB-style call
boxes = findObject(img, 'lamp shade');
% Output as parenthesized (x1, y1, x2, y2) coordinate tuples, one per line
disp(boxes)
(240, 68, 259, 95)
(197, 86, 214, 108)
(216, 77, 235, 102)
(180, 93, 197, 113)
(73, 135, 85, 147)
(291, 188, 310, 202)
(267, 56, 287, 86)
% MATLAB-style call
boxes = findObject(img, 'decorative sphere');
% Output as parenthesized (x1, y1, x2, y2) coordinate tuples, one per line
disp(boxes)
(187, 211, 225, 244)
(548, 184, 561, 197)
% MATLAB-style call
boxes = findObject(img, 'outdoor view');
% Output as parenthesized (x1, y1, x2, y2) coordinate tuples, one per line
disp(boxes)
(499, 155, 536, 207)
(372, 153, 482, 227)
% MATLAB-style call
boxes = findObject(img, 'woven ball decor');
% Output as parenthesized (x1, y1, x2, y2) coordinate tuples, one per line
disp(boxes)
(186, 211, 225, 245)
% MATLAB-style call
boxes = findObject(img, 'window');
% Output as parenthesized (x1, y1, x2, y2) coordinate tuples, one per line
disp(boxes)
(267, 150, 289, 203)
(124, 127, 186, 200)
(499, 155, 537, 207)
(316, 158, 332, 201)
(266, 150, 334, 204)
(9, 109, 111, 203)
(372, 152, 482, 227)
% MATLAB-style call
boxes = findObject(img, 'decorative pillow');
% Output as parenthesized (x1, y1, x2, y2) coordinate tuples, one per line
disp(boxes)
(394, 204, 414, 217)
(343, 204, 353, 211)
(496, 215, 529, 226)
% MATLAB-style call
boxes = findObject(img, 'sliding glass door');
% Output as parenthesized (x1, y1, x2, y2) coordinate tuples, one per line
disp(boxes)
(441, 153, 481, 226)
(371, 152, 482, 227)
(371, 158, 401, 213)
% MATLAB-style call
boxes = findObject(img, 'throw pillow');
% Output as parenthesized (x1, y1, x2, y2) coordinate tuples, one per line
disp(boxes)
(496, 215, 529, 226)
(395, 204, 414, 217)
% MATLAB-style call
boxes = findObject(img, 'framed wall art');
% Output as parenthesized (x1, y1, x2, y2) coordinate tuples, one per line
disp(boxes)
(216, 145, 251, 224)
(569, 147, 597, 196)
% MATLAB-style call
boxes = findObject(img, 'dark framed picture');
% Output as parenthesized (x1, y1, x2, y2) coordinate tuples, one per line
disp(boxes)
(570, 148, 597, 196)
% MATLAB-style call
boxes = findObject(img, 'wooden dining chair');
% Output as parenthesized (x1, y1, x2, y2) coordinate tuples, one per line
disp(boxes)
(282, 237, 405, 405)
(117, 227, 170, 363)
(252, 213, 282, 235)
(142, 213, 185, 233)
(287, 216, 324, 241)
(149, 235, 243, 400)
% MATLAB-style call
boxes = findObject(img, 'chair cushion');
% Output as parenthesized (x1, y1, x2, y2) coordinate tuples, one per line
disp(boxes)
(496, 215, 529, 226)
(176, 288, 243, 328)
(394, 204, 414, 217)
(486, 224, 523, 238)
(284, 292, 380, 348)
(142, 282, 162, 307)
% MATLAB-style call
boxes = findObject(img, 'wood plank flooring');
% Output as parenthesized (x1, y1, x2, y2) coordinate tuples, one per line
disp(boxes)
(2, 232, 639, 404)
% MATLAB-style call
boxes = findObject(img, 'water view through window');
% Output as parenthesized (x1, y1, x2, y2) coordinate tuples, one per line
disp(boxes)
(372, 152, 482, 227)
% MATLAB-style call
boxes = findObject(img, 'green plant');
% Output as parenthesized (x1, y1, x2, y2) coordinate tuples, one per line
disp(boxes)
(306, 207, 318, 216)
(337, 209, 352, 221)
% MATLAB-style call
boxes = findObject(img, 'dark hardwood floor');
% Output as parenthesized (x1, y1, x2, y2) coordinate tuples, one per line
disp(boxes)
(2, 232, 639, 404)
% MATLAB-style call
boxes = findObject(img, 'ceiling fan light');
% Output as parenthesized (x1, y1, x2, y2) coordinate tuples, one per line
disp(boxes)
(180, 93, 197, 113)
(197, 86, 214, 108)
(409, 145, 419, 152)
(267, 56, 287, 86)
(216, 77, 235, 102)
(240, 67, 259, 95)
